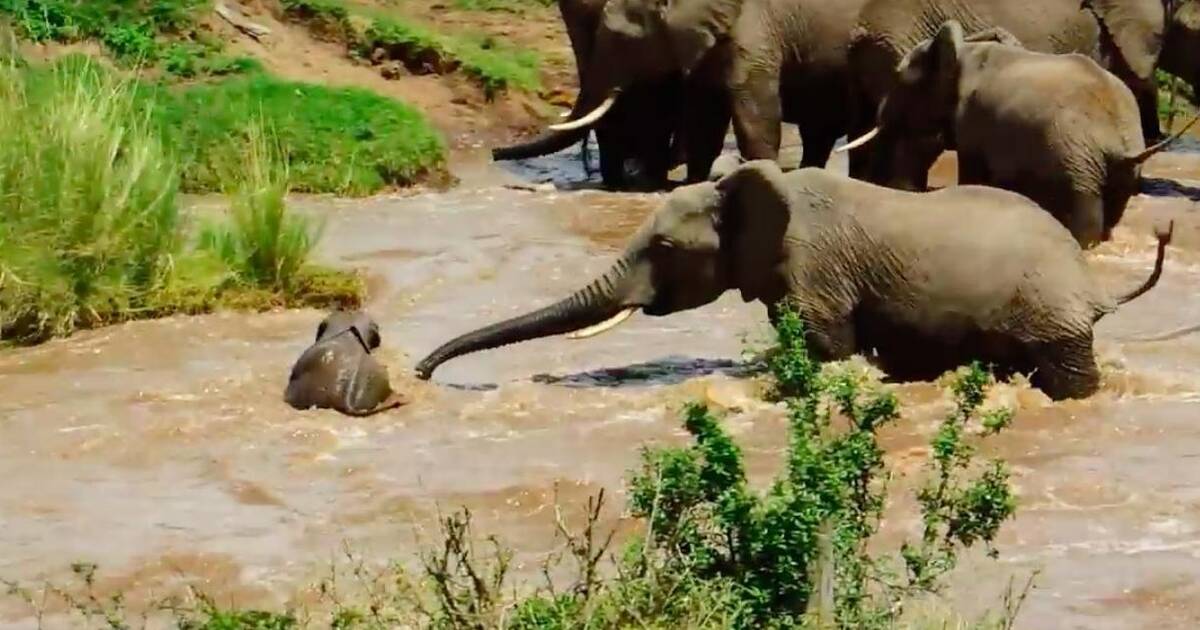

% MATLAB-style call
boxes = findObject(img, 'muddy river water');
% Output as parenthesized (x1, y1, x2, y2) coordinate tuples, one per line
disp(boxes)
(4, 138, 1200, 628)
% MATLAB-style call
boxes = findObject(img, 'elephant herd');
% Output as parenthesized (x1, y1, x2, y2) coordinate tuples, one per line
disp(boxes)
(289, 0, 1199, 412)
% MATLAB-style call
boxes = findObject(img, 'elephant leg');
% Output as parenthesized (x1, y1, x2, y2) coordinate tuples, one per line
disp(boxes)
(1067, 191, 1105, 249)
(797, 125, 839, 169)
(684, 85, 732, 183)
(596, 130, 627, 189)
(729, 62, 782, 161)
(1030, 335, 1101, 401)
(957, 152, 991, 185)
(1134, 82, 1164, 144)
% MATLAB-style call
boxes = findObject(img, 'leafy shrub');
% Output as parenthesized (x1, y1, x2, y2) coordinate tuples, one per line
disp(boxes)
(153, 74, 446, 195)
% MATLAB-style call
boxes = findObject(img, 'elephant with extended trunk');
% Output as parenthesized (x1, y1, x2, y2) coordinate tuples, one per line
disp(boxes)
(415, 161, 1173, 401)
(492, 0, 686, 189)
(850, 21, 1199, 248)
(846, 0, 1200, 185)
(505, 0, 868, 183)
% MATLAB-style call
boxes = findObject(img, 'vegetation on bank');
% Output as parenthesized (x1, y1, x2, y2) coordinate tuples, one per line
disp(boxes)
(3, 307, 1026, 627)
(0, 0, 260, 78)
(1158, 69, 1198, 132)
(280, 0, 542, 98)
(153, 73, 446, 195)
(0, 56, 362, 345)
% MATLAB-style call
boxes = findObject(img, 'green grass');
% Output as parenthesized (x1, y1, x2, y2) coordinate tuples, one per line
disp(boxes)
(451, 0, 554, 14)
(0, 0, 260, 78)
(153, 74, 447, 195)
(279, 0, 354, 41)
(0, 56, 362, 345)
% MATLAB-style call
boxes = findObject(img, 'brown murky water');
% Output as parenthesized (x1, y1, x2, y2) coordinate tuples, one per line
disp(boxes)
(3, 138, 1200, 629)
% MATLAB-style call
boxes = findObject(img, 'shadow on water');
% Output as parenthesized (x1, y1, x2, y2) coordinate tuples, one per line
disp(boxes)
(1141, 176, 1200, 201)
(493, 135, 606, 190)
(531, 356, 764, 389)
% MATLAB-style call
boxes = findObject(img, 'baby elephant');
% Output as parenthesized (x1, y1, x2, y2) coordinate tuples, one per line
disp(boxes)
(845, 20, 1198, 248)
(285, 311, 406, 416)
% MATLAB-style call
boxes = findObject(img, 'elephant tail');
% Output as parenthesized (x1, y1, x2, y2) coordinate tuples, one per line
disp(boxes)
(1115, 221, 1173, 306)
(1125, 114, 1200, 165)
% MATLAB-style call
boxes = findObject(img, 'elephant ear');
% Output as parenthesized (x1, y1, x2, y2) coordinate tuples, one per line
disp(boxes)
(1087, 0, 1165, 81)
(665, 0, 743, 73)
(714, 160, 791, 302)
(928, 21, 966, 82)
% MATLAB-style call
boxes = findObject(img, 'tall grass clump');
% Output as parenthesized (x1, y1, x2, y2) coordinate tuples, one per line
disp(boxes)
(0, 57, 184, 342)
(0, 57, 362, 344)
(198, 127, 317, 292)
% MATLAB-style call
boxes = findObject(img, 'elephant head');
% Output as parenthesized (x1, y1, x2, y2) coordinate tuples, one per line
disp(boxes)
(317, 310, 381, 352)
(492, 0, 686, 188)
(842, 22, 1021, 191)
(540, 0, 741, 135)
(415, 161, 796, 379)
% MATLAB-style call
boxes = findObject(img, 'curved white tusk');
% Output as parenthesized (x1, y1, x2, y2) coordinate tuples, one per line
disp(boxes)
(566, 306, 637, 340)
(835, 127, 880, 153)
(548, 91, 620, 131)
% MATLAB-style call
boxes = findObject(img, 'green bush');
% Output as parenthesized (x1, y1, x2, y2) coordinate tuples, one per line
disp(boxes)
(1158, 69, 1197, 131)
(154, 74, 446, 195)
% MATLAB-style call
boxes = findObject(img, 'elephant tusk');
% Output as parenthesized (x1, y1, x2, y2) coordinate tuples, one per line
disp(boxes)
(566, 307, 637, 340)
(548, 91, 620, 131)
(835, 127, 880, 153)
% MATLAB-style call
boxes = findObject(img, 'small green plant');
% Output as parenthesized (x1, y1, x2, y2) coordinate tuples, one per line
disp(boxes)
(452, 0, 555, 14)
(279, 0, 353, 42)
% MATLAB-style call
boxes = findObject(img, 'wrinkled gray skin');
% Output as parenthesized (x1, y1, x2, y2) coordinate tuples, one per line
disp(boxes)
(527, 0, 868, 181)
(415, 161, 1172, 400)
(863, 21, 1192, 248)
(492, 0, 686, 189)
(847, 0, 1200, 184)
(285, 311, 406, 416)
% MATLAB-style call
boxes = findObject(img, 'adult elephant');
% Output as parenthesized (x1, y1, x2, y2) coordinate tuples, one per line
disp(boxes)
(845, 0, 1200, 184)
(852, 21, 1198, 248)
(491, 0, 687, 189)
(415, 161, 1172, 400)
(512, 0, 869, 182)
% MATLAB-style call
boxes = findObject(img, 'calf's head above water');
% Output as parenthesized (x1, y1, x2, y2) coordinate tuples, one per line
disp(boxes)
(316, 310, 382, 353)
(414, 161, 799, 380)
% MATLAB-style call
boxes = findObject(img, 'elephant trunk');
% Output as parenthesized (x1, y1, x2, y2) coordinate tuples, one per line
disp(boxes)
(491, 81, 616, 161)
(414, 260, 636, 379)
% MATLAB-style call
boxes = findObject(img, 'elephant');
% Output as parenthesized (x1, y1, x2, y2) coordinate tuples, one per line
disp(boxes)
(285, 310, 407, 416)
(415, 161, 1173, 401)
(491, 0, 687, 190)
(846, 21, 1199, 248)
(510, 0, 868, 183)
(845, 0, 1200, 185)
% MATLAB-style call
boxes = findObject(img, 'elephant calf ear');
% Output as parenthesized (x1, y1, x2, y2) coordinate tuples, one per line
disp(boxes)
(715, 160, 792, 302)
(1089, 0, 1165, 81)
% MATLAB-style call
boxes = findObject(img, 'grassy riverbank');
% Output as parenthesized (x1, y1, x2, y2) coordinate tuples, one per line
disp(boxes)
(0, 57, 363, 344)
